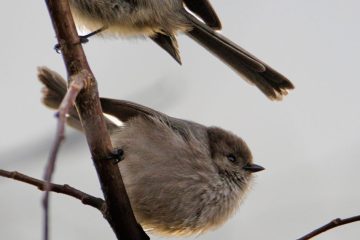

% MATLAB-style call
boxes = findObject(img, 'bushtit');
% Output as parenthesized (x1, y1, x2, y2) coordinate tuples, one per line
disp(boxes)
(38, 68, 264, 236)
(68, 0, 294, 100)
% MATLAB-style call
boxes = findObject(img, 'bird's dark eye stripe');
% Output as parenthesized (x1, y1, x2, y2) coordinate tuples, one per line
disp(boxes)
(227, 154, 237, 163)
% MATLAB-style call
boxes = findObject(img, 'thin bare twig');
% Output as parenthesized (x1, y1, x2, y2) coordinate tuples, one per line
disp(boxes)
(0, 169, 105, 211)
(297, 215, 360, 240)
(42, 70, 87, 240)
(43, 1, 148, 240)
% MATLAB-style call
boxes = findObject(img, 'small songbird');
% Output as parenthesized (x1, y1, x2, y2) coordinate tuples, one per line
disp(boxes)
(38, 67, 265, 236)
(68, 0, 294, 100)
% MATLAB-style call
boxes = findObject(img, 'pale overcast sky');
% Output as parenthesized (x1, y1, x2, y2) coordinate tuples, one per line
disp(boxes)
(1, 1, 359, 240)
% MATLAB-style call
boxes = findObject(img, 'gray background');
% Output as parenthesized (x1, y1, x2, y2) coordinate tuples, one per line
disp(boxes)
(1, 0, 359, 239)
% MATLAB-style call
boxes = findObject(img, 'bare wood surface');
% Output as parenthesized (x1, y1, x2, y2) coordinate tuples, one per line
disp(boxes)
(0, 169, 105, 211)
(297, 215, 360, 240)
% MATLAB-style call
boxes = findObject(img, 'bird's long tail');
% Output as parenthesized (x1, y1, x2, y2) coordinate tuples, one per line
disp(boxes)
(184, 12, 294, 100)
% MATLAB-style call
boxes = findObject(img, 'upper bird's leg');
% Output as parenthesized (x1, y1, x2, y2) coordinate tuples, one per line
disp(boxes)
(106, 148, 125, 165)
(79, 26, 108, 43)
(54, 26, 107, 53)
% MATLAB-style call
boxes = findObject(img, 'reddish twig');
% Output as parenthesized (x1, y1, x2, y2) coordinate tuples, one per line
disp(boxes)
(41, 69, 86, 240)
(297, 215, 360, 240)
(0, 169, 105, 212)
(43, 1, 148, 240)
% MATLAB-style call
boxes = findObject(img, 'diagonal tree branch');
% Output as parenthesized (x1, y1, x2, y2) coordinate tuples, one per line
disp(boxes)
(0, 169, 105, 212)
(43, 1, 149, 240)
(297, 215, 360, 240)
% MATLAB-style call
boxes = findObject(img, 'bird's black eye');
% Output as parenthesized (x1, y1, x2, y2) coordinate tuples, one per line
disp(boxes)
(227, 154, 237, 163)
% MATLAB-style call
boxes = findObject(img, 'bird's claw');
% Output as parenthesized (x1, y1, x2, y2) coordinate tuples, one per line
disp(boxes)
(54, 43, 62, 54)
(107, 148, 125, 164)
(79, 36, 89, 44)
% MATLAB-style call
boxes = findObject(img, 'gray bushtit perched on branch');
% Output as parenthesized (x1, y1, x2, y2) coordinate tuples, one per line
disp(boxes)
(39, 69, 264, 236)
(68, 0, 294, 100)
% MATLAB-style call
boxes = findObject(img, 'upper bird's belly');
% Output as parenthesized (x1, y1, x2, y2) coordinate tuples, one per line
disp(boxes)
(69, 0, 190, 37)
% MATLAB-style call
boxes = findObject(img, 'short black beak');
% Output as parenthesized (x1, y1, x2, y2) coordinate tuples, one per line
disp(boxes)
(243, 163, 265, 173)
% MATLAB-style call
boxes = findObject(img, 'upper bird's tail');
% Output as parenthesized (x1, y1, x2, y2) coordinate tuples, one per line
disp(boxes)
(184, 12, 294, 100)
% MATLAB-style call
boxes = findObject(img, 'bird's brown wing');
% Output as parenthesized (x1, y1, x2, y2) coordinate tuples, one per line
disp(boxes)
(152, 1, 221, 63)
(183, 0, 222, 30)
(101, 98, 197, 140)
(100, 98, 168, 123)
(38, 67, 201, 139)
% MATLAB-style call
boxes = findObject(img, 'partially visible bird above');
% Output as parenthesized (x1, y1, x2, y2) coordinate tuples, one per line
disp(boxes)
(68, 0, 294, 100)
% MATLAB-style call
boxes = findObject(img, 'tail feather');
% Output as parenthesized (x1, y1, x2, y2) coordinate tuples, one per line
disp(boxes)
(184, 12, 294, 100)
(151, 33, 182, 64)
(38, 67, 67, 109)
(37, 67, 117, 131)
